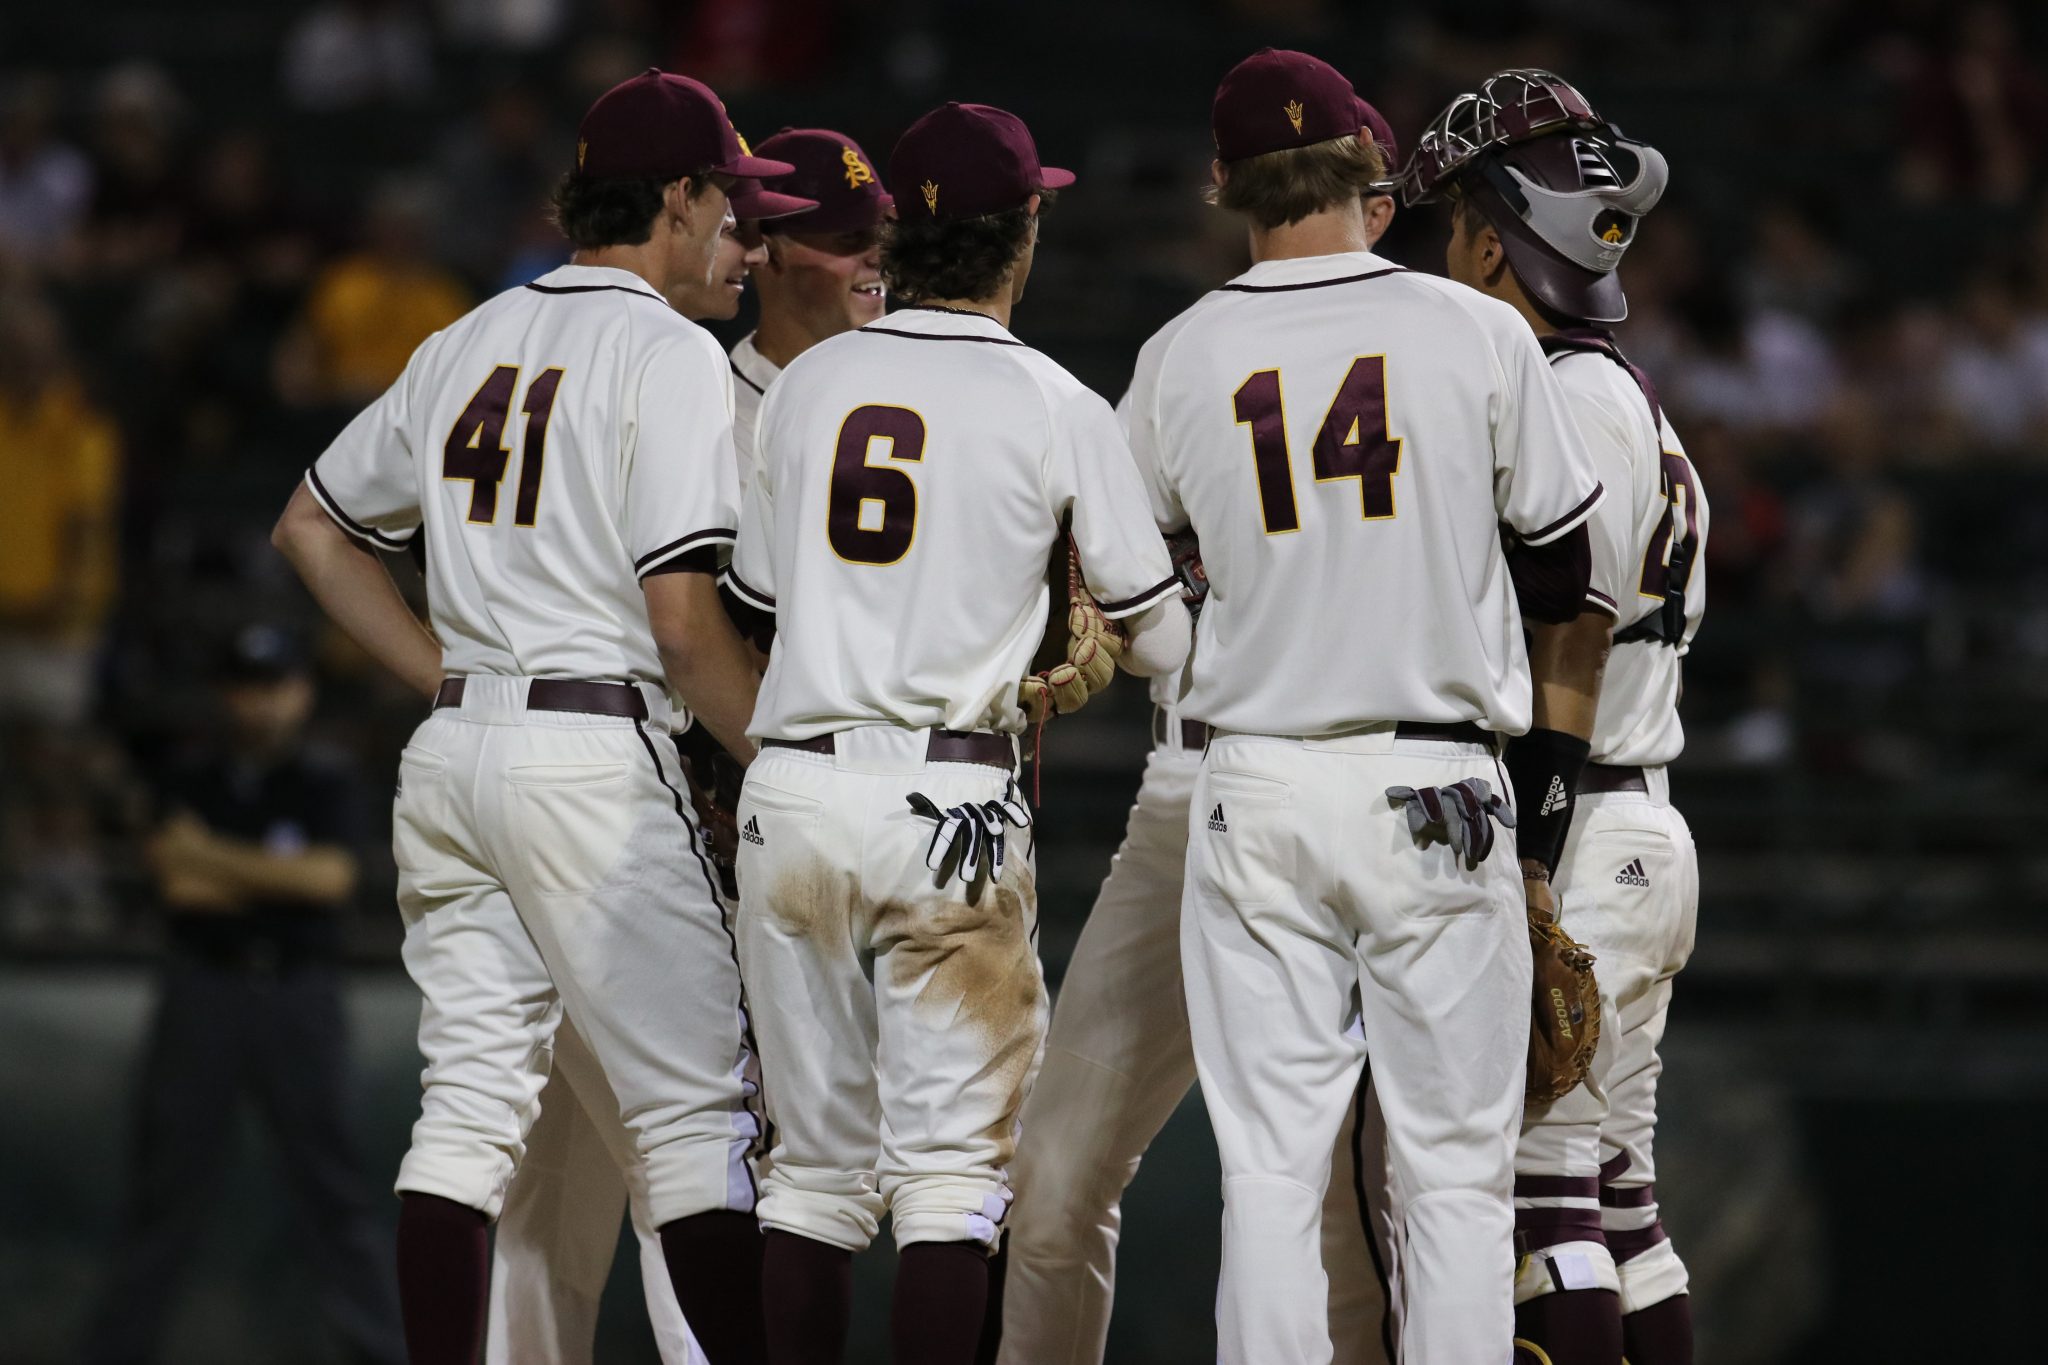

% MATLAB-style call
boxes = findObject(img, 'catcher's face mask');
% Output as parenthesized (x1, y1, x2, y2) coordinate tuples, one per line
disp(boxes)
(1403, 69, 1669, 323)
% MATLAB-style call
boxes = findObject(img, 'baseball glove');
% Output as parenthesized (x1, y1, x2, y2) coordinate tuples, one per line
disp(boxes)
(1526, 902, 1601, 1104)
(1018, 548, 1126, 724)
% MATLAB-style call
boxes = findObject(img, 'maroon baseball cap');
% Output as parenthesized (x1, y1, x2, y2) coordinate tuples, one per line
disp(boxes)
(1355, 94, 1400, 168)
(890, 103, 1074, 223)
(729, 178, 818, 222)
(574, 69, 793, 182)
(754, 128, 893, 235)
(1213, 48, 1359, 161)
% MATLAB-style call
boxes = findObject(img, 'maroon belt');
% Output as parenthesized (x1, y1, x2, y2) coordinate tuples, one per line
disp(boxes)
(1395, 720, 1493, 746)
(1152, 707, 1208, 751)
(1154, 711, 1491, 750)
(433, 677, 648, 720)
(763, 729, 1013, 771)
(1579, 763, 1648, 795)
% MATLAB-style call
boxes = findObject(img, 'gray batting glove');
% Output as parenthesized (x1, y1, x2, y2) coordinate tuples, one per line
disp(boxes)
(1385, 778, 1515, 869)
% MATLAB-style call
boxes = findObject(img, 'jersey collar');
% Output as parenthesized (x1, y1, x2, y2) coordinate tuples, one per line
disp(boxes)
(729, 332, 781, 396)
(1221, 250, 1397, 292)
(858, 305, 1022, 345)
(528, 262, 668, 303)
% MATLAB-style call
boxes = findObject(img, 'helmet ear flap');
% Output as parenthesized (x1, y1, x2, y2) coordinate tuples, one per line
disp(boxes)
(1604, 139, 1668, 216)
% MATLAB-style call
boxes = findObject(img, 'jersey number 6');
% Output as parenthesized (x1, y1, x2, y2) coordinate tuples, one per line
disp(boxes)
(1234, 356, 1403, 535)
(827, 404, 926, 565)
(444, 365, 565, 527)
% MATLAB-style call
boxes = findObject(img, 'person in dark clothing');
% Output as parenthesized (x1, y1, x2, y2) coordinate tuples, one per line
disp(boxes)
(86, 624, 403, 1365)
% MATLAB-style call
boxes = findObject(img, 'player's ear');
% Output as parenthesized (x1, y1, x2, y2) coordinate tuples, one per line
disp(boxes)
(1480, 222, 1504, 270)
(1210, 159, 1227, 192)
(663, 177, 693, 231)
(1364, 193, 1395, 244)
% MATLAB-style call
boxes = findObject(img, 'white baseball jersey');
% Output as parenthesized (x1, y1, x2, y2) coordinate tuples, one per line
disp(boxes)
(305, 262, 739, 687)
(727, 306, 1178, 741)
(1550, 345, 1708, 768)
(1111, 388, 1192, 714)
(728, 330, 779, 499)
(1126, 251, 1606, 738)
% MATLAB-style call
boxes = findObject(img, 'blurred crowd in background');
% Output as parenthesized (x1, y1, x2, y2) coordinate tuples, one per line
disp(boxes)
(4, 0, 2048, 952)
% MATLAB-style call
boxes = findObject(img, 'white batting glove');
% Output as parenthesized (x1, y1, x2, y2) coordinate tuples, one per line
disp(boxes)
(906, 791, 1032, 886)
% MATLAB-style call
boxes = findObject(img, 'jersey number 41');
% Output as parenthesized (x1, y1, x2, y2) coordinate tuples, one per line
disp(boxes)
(443, 365, 567, 527)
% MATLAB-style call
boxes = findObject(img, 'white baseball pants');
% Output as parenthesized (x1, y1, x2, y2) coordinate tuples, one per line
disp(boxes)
(391, 676, 760, 1230)
(1001, 735, 1393, 1365)
(1514, 768, 1697, 1313)
(485, 1016, 703, 1365)
(1183, 729, 1529, 1365)
(735, 726, 1048, 1253)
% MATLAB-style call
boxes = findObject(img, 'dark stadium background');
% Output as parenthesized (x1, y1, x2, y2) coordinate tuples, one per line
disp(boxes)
(5, 0, 2047, 1360)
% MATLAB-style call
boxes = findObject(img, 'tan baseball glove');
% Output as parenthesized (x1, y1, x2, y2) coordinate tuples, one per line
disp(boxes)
(1018, 548, 1126, 724)
(1526, 895, 1601, 1104)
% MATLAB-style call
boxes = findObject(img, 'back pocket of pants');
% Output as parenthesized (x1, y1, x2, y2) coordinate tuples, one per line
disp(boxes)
(393, 746, 450, 878)
(1565, 830, 1683, 970)
(507, 763, 633, 894)
(1192, 772, 1296, 909)
(735, 777, 825, 866)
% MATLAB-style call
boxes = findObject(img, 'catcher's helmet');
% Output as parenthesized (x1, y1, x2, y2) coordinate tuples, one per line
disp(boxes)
(1403, 70, 1667, 324)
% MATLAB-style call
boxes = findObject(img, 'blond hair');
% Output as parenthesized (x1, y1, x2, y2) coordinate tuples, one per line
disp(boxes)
(1207, 134, 1389, 229)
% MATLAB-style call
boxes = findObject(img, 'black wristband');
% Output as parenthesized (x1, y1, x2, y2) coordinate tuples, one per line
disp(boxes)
(1504, 727, 1592, 872)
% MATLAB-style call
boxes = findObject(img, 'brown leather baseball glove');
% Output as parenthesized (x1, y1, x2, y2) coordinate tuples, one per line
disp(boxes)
(1526, 898, 1601, 1104)
(1018, 547, 1126, 724)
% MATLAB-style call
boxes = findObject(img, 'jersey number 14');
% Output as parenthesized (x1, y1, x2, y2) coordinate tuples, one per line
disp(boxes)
(1234, 356, 1402, 534)
(443, 365, 566, 527)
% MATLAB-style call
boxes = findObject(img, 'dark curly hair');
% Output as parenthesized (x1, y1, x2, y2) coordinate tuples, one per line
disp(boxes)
(879, 194, 1052, 303)
(548, 171, 719, 250)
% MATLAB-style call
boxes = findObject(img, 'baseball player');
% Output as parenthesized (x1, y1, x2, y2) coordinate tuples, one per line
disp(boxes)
(724, 103, 1190, 1364)
(727, 127, 893, 485)
(998, 89, 1410, 1365)
(1123, 48, 1610, 1364)
(270, 69, 791, 1365)
(1407, 71, 1702, 1365)
(482, 174, 817, 1365)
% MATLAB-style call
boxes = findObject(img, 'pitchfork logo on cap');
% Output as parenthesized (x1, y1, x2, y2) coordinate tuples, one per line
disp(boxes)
(921, 179, 939, 213)
(842, 145, 876, 188)
(576, 138, 587, 170)
(1285, 99, 1305, 134)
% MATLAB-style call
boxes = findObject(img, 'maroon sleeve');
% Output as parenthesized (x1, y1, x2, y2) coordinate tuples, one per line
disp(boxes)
(1507, 521, 1594, 624)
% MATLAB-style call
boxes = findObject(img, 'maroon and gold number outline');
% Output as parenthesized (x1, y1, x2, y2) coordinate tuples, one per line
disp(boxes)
(443, 365, 568, 528)
(1234, 355, 1404, 535)
(826, 404, 927, 567)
